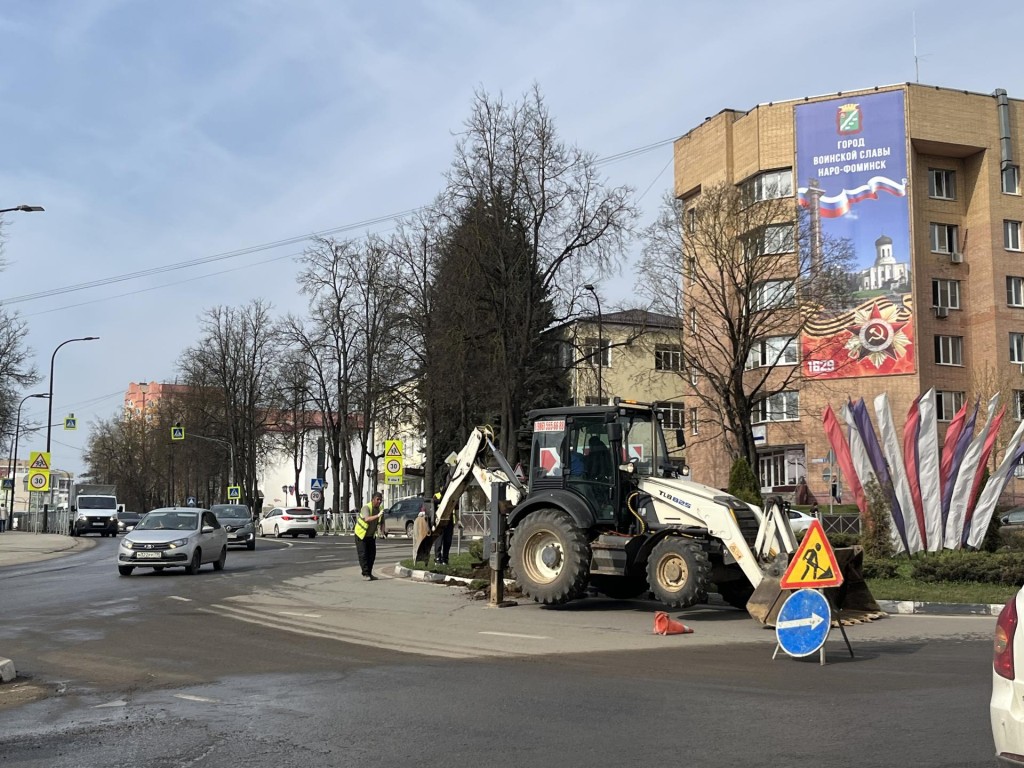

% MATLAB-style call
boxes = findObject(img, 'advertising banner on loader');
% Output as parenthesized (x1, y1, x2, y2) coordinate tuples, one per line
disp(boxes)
(796, 89, 915, 380)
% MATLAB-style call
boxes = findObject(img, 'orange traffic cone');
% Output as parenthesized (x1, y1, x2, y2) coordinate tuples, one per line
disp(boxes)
(653, 611, 693, 635)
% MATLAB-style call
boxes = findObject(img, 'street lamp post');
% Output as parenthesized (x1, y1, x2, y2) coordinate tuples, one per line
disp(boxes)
(5, 393, 49, 531)
(138, 382, 149, 510)
(583, 284, 604, 404)
(0, 205, 44, 215)
(43, 337, 99, 532)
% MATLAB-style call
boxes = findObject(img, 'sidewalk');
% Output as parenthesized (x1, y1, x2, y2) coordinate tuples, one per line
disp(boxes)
(0, 530, 96, 568)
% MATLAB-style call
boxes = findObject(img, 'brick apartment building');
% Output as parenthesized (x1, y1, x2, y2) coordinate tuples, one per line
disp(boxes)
(675, 83, 1024, 501)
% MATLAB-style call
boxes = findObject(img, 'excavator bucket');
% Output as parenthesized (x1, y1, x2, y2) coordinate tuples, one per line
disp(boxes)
(745, 546, 883, 626)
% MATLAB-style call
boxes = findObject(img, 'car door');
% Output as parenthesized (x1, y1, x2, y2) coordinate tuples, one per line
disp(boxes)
(200, 511, 221, 563)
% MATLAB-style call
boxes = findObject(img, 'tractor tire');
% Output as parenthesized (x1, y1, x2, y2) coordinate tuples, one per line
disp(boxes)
(509, 508, 590, 605)
(716, 580, 755, 610)
(590, 573, 650, 600)
(646, 536, 710, 609)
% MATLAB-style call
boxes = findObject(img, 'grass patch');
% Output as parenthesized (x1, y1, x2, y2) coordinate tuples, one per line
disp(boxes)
(399, 552, 481, 577)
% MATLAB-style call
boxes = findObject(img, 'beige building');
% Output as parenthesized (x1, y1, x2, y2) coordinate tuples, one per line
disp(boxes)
(675, 82, 1024, 500)
(557, 309, 687, 455)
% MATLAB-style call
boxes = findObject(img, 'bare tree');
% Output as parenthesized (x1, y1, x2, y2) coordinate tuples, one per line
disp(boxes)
(0, 219, 40, 445)
(637, 183, 854, 467)
(178, 300, 283, 509)
(440, 84, 637, 459)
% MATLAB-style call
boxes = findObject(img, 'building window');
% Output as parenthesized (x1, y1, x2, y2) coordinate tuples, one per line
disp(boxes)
(582, 338, 610, 368)
(1004, 165, 1021, 195)
(746, 336, 798, 369)
(1006, 221, 1022, 252)
(928, 169, 956, 200)
(1015, 391, 1024, 421)
(744, 168, 794, 203)
(689, 307, 697, 333)
(934, 335, 963, 366)
(745, 224, 795, 258)
(685, 206, 696, 234)
(930, 223, 959, 254)
(752, 279, 796, 311)
(758, 450, 801, 489)
(935, 390, 965, 421)
(654, 344, 683, 372)
(689, 407, 698, 435)
(686, 254, 696, 279)
(662, 403, 685, 429)
(689, 364, 698, 386)
(932, 279, 961, 309)
(1008, 277, 1024, 307)
(1012, 333, 1024, 364)
(752, 391, 800, 423)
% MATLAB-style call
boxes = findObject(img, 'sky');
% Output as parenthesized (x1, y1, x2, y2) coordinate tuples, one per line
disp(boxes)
(2, 0, 1023, 475)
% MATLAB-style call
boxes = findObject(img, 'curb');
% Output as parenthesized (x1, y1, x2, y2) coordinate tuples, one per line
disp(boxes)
(877, 599, 1006, 617)
(0, 656, 15, 683)
(392, 564, 516, 588)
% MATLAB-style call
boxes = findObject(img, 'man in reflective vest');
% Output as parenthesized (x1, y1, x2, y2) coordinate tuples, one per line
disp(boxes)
(354, 491, 385, 581)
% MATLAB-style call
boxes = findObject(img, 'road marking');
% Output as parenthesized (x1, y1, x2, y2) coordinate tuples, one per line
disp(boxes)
(168, 596, 192, 602)
(776, 612, 825, 631)
(174, 694, 220, 703)
(93, 699, 127, 708)
(478, 631, 550, 640)
(280, 611, 322, 618)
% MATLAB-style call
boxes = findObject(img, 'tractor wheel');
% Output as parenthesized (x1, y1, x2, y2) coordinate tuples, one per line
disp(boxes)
(590, 573, 649, 600)
(716, 580, 755, 610)
(509, 508, 590, 605)
(646, 536, 710, 609)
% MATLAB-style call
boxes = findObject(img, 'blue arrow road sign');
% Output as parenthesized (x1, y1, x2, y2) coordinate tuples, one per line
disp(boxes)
(775, 588, 831, 658)
(310, 478, 325, 491)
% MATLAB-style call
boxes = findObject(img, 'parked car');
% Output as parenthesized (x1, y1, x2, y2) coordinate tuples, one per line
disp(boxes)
(788, 508, 817, 537)
(259, 507, 318, 538)
(1000, 508, 1024, 527)
(384, 496, 428, 537)
(992, 589, 1024, 764)
(117, 507, 227, 576)
(116, 511, 143, 534)
(210, 504, 256, 550)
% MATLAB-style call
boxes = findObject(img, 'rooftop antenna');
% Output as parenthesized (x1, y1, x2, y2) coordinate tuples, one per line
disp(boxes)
(913, 11, 919, 83)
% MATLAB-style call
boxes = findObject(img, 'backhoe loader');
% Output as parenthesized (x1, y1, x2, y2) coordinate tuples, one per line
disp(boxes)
(418, 400, 880, 625)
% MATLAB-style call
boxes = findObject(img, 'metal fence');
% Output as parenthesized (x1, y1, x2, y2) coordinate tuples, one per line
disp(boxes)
(10, 508, 72, 534)
(820, 514, 861, 535)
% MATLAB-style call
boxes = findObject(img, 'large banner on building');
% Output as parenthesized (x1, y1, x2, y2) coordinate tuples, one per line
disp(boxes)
(796, 90, 914, 380)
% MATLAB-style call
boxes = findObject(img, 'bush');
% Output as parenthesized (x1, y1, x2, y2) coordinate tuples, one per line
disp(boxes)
(910, 551, 1024, 586)
(468, 539, 484, 561)
(728, 457, 761, 507)
(861, 477, 894, 559)
(862, 557, 899, 579)
(827, 532, 860, 548)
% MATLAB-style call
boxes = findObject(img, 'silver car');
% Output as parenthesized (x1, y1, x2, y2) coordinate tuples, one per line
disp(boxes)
(117, 507, 228, 576)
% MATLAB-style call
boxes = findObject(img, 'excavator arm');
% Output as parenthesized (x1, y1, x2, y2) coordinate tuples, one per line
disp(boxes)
(414, 426, 524, 563)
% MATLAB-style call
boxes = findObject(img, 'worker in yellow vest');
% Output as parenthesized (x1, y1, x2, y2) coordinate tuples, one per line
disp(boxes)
(354, 491, 385, 581)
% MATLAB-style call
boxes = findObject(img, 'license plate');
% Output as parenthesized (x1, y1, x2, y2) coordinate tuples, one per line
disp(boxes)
(136, 552, 161, 559)
(228, 534, 238, 540)
(91, 521, 105, 526)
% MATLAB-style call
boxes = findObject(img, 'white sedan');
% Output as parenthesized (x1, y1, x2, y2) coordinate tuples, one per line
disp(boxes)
(259, 507, 318, 538)
(117, 507, 228, 576)
(993, 590, 1024, 765)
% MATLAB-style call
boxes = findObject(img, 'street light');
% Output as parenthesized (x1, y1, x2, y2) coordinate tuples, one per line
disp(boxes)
(583, 284, 604, 404)
(43, 336, 99, 532)
(5, 393, 49, 531)
(0, 205, 44, 214)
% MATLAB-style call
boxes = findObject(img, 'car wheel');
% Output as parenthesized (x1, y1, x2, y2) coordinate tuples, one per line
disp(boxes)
(118, 566, 134, 576)
(274, 525, 281, 539)
(247, 539, 256, 551)
(405, 521, 414, 537)
(186, 549, 202, 575)
(259, 524, 266, 537)
(213, 546, 226, 571)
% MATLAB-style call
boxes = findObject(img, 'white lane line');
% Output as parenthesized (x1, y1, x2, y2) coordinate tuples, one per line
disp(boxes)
(93, 699, 127, 708)
(174, 694, 220, 703)
(168, 596, 192, 602)
(478, 631, 550, 640)
(280, 611, 322, 618)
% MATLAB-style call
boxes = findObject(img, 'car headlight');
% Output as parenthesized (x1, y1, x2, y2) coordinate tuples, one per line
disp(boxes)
(168, 538, 190, 548)
(121, 540, 134, 550)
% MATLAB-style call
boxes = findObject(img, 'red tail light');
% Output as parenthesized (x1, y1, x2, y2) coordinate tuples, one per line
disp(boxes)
(312, 516, 318, 522)
(281, 515, 292, 521)
(995, 596, 1018, 680)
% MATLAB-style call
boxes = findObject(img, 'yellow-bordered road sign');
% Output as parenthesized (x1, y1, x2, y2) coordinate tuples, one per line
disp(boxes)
(780, 519, 844, 590)
(64, 414, 77, 431)
(227, 485, 241, 500)
(383, 439, 404, 485)
(28, 469, 50, 492)
(171, 425, 185, 441)
(29, 451, 50, 470)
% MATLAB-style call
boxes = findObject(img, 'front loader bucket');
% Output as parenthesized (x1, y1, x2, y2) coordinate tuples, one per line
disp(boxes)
(746, 546, 884, 626)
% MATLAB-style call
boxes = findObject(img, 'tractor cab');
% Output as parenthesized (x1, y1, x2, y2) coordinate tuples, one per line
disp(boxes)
(526, 401, 671, 532)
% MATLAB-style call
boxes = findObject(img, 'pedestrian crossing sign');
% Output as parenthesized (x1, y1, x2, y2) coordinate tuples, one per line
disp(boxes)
(171, 425, 185, 441)
(227, 485, 241, 500)
(64, 414, 77, 431)
(780, 519, 844, 590)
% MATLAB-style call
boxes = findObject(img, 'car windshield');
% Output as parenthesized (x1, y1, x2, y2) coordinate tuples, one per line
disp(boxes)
(136, 511, 199, 531)
(211, 505, 250, 518)
(79, 497, 117, 510)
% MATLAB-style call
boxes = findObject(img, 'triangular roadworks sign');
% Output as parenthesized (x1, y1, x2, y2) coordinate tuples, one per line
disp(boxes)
(780, 519, 844, 590)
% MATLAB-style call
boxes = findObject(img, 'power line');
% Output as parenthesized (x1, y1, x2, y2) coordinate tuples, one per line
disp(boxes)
(3, 137, 676, 308)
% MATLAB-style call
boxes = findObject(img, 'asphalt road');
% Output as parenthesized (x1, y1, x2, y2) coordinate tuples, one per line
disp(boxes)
(0, 535, 1002, 767)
